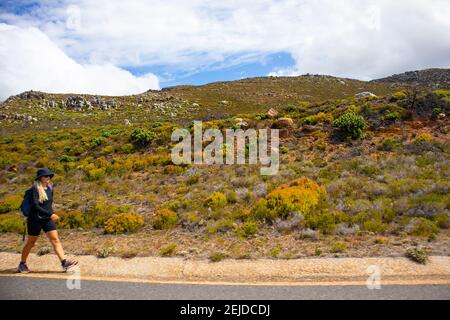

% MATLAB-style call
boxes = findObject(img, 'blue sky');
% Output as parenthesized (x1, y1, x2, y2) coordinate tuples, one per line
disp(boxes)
(1, 0, 449, 99)
(125, 52, 296, 88)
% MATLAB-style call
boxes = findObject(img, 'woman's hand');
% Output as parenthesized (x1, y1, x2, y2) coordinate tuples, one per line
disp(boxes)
(50, 214, 60, 222)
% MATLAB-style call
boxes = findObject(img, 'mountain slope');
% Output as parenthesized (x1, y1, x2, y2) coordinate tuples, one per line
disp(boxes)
(1, 74, 409, 132)
(373, 68, 450, 88)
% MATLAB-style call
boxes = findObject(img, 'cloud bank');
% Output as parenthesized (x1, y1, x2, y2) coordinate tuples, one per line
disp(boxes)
(0, 23, 159, 101)
(1, 0, 450, 100)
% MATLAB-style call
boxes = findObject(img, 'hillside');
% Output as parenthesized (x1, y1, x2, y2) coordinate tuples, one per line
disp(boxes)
(0, 74, 410, 132)
(373, 68, 450, 88)
(0, 70, 449, 260)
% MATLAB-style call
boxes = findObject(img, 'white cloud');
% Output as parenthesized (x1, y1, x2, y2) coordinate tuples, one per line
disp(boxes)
(1, 0, 450, 99)
(0, 23, 159, 101)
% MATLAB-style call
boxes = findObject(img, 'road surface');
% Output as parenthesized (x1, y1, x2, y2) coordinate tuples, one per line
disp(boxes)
(1, 275, 449, 300)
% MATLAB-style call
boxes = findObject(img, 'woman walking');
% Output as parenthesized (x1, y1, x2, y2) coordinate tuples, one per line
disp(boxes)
(18, 168, 78, 273)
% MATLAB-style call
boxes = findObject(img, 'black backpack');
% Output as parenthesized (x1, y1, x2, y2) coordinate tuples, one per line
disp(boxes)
(20, 187, 33, 218)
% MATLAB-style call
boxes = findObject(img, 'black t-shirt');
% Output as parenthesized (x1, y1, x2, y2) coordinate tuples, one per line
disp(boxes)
(30, 185, 54, 221)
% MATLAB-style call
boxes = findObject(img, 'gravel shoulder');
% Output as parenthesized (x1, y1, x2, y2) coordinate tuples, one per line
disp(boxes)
(1, 252, 449, 285)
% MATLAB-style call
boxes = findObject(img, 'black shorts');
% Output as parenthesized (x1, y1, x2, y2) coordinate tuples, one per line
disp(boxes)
(27, 218, 57, 236)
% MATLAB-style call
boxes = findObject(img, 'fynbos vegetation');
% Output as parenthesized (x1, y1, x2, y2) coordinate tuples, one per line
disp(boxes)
(0, 72, 449, 259)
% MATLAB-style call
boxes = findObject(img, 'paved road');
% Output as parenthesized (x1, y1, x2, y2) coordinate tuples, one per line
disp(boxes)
(1, 276, 449, 300)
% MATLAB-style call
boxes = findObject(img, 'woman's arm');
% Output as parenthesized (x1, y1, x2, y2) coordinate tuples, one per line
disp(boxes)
(31, 186, 53, 218)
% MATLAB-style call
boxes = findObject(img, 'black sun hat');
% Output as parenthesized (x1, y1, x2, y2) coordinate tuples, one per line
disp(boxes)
(35, 168, 54, 180)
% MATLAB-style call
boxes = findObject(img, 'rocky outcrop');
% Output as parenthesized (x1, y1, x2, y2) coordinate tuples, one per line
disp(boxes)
(355, 92, 377, 99)
(300, 125, 322, 133)
(271, 118, 294, 139)
(373, 68, 450, 88)
(275, 118, 294, 128)
(4, 90, 45, 103)
(16, 90, 45, 100)
(0, 112, 37, 123)
(63, 96, 118, 111)
(267, 108, 279, 119)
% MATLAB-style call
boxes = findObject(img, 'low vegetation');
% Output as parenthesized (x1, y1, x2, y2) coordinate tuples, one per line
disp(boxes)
(0, 78, 449, 259)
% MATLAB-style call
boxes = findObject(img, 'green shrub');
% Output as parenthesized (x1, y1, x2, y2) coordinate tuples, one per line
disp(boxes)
(405, 247, 428, 264)
(166, 199, 191, 212)
(251, 198, 276, 221)
(153, 208, 178, 229)
(160, 243, 177, 257)
(433, 89, 450, 98)
(330, 242, 347, 253)
(304, 210, 336, 234)
(382, 111, 402, 121)
(255, 112, 268, 120)
(268, 247, 281, 258)
(209, 252, 227, 262)
(362, 220, 386, 234)
(237, 221, 259, 238)
(333, 112, 368, 140)
(302, 112, 334, 125)
(3, 137, 13, 144)
(130, 128, 156, 147)
(378, 138, 401, 151)
(104, 213, 144, 234)
(433, 213, 449, 229)
(59, 211, 87, 229)
(97, 246, 115, 258)
(206, 219, 234, 234)
(163, 165, 185, 175)
(59, 155, 77, 163)
(121, 143, 135, 153)
(186, 174, 200, 185)
(0, 214, 23, 233)
(409, 218, 440, 238)
(204, 192, 227, 208)
(101, 128, 121, 138)
(0, 194, 22, 213)
(89, 137, 105, 147)
(226, 190, 237, 204)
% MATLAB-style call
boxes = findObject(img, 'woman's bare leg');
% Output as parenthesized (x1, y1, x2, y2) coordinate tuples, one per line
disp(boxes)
(46, 230, 65, 261)
(21, 236, 38, 262)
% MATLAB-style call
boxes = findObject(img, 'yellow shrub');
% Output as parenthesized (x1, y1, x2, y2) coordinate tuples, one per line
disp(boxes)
(153, 208, 178, 229)
(86, 168, 106, 181)
(0, 194, 22, 213)
(253, 177, 325, 220)
(391, 91, 408, 101)
(104, 213, 144, 234)
(303, 112, 334, 125)
(0, 213, 23, 233)
(145, 154, 172, 166)
(59, 210, 87, 229)
(163, 165, 185, 175)
(415, 133, 433, 142)
(204, 192, 227, 208)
